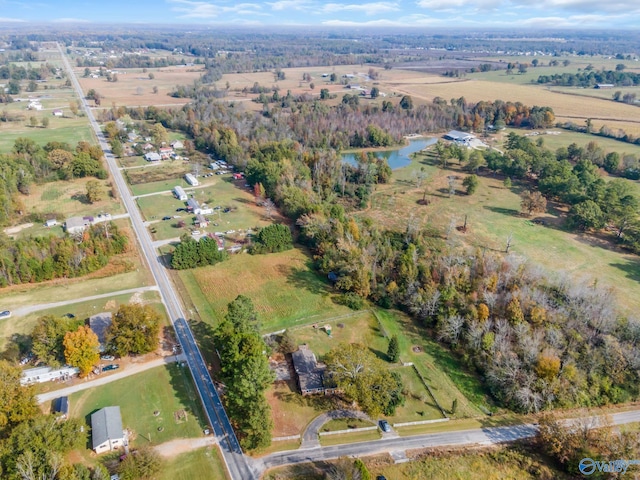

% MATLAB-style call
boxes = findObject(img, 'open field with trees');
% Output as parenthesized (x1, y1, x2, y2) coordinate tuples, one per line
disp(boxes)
(175, 248, 351, 331)
(70, 364, 207, 447)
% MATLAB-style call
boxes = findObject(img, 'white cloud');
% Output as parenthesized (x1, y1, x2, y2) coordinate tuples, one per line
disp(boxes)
(0, 16, 26, 22)
(322, 2, 400, 15)
(168, 0, 264, 19)
(322, 18, 404, 25)
(267, 0, 311, 11)
(416, 0, 501, 11)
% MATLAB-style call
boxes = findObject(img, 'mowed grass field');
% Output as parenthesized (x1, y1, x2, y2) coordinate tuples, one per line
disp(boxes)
(175, 248, 351, 332)
(362, 151, 640, 315)
(70, 364, 206, 447)
(160, 447, 230, 480)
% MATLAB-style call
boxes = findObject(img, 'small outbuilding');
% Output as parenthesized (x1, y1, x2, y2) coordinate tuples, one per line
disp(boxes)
(52, 109, 63, 117)
(89, 312, 113, 351)
(173, 185, 188, 201)
(144, 152, 161, 162)
(53, 396, 69, 419)
(195, 214, 209, 228)
(65, 216, 91, 235)
(184, 173, 199, 186)
(45, 218, 58, 227)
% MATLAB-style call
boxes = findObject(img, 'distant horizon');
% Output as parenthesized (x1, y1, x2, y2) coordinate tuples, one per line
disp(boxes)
(1, 0, 639, 30)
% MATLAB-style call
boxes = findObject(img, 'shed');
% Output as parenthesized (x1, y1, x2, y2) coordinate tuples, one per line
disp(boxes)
(53, 396, 69, 419)
(45, 218, 58, 227)
(91, 406, 125, 454)
(170, 140, 184, 149)
(52, 109, 63, 117)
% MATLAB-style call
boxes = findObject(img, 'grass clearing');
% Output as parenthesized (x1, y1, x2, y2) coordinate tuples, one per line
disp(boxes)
(321, 418, 374, 432)
(289, 310, 388, 358)
(175, 247, 351, 332)
(159, 446, 230, 480)
(266, 380, 339, 437)
(71, 364, 206, 447)
(389, 366, 444, 422)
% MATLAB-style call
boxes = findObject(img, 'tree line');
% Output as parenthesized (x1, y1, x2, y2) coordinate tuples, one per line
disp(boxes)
(0, 138, 107, 227)
(0, 223, 128, 287)
(537, 70, 640, 87)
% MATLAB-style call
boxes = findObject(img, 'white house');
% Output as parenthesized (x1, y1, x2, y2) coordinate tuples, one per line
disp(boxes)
(52, 109, 63, 117)
(173, 185, 188, 201)
(65, 216, 92, 235)
(170, 140, 184, 149)
(184, 173, 199, 186)
(144, 152, 161, 162)
(91, 406, 125, 454)
(186, 198, 212, 215)
(209, 163, 220, 170)
(45, 218, 58, 227)
(27, 101, 42, 111)
(21, 366, 80, 385)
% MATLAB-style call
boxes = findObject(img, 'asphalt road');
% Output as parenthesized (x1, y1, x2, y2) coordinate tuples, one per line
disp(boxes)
(257, 409, 640, 473)
(58, 45, 257, 480)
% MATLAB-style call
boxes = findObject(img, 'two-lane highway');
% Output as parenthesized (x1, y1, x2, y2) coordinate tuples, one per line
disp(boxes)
(57, 44, 257, 480)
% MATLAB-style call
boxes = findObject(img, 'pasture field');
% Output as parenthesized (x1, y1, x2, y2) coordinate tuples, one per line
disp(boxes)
(74, 65, 205, 109)
(13, 176, 125, 227)
(160, 447, 230, 480)
(496, 128, 640, 157)
(70, 364, 206, 447)
(0, 116, 94, 153)
(0, 289, 163, 351)
(175, 248, 351, 332)
(362, 151, 640, 315)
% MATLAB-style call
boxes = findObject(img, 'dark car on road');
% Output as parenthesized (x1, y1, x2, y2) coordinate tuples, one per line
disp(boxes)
(378, 420, 391, 433)
(162, 216, 172, 220)
(0, 310, 11, 319)
(102, 364, 120, 372)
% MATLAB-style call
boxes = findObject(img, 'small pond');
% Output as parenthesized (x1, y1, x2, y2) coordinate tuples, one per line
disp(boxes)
(342, 137, 437, 170)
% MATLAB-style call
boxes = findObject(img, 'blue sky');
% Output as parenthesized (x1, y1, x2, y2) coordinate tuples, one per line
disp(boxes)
(1, 0, 639, 28)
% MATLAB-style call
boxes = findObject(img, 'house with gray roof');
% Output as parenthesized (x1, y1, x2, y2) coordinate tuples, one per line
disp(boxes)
(65, 216, 91, 235)
(89, 312, 113, 352)
(292, 344, 329, 396)
(91, 406, 125, 454)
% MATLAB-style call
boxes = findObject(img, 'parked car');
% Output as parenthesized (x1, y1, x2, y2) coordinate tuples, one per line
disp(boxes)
(162, 216, 172, 221)
(63, 313, 76, 319)
(0, 310, 11, 319)
(376, 476, 387, 480)
(378, 420, 391, 433)
(101, 355, 115, 361)
(173, 215, 180, 218)
(176, 208, 184, 212)
(223, 208, 231, 213)
(225, 230, 236, 234)
(102, 364, 119, 372)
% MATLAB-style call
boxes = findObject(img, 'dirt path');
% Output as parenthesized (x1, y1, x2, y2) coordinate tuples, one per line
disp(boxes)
(153, 436, 217, 458)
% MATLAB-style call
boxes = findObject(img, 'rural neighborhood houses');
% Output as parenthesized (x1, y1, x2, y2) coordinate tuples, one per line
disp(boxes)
(173, 185, 188, 201)
(20, 366, 80, 385)
(184, 173, 199, 186)
(65, 216, 92, 234)
(292, 344, 335, 396)
(144, 152, 161, 162)
(89, 312, 113, 352)
(91, 406, 126, 454)
(186, 197, 213, 215)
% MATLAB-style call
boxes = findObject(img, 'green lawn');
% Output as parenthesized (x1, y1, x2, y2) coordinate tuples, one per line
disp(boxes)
(71, 364, 206, 447)
(388, 366, 444, 422)
(375, 309, 488, 418)
(0, 118, 94, 153)
(160, 447, 230, 480)
(321, 418, 374, 432)
(175, 248, 351, 332)
(319, 429, 381, 446)
(289, 310, 388, 359)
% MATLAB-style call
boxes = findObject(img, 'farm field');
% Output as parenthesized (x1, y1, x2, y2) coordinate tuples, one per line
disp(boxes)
(74, 65, 205, 108)
(0, 116, 94, 153)
(362, 151, 640, 315)
(70, 364, 207, 447)
(175, 247, 351, 332)
(0, 289, 163, 351)
(12, 176, 125, 228)
(159, 447, 230, 480)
